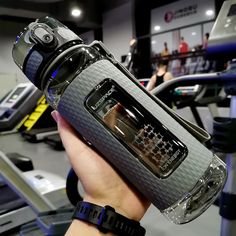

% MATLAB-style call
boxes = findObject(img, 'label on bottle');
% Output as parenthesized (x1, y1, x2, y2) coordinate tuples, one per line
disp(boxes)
(85, 79, 188, 178)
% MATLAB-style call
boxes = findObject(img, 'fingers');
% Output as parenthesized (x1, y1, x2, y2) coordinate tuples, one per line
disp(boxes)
(51, 111, 89, 163)
(51, 110, 118, 190)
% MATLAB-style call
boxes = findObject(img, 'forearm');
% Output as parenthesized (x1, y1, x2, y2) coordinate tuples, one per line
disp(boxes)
(66, 220, 114, 236)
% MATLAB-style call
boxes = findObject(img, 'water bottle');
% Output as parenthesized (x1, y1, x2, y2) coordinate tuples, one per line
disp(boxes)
(12, 17, 227, 224)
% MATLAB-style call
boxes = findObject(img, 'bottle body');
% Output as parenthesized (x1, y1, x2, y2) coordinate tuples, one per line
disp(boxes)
(12, 17, 227, 224)
(46, 57, 226, 224)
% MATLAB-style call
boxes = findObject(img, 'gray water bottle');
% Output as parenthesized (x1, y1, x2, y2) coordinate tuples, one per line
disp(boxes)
(12, 17, 227, 224)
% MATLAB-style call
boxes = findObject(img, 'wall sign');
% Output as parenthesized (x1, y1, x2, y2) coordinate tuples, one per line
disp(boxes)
(151, 0, 215, 34)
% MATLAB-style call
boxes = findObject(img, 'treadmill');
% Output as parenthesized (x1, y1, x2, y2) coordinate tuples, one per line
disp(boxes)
(44, 133, 64, 151)
(0, 152, 70, 234)
(0, 153, 35, 234)
(152, 2, 236, 235)
(0, 83, 42, 133)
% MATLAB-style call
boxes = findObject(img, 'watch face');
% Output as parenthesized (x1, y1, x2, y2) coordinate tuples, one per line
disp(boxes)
(86, 79, 188, 178)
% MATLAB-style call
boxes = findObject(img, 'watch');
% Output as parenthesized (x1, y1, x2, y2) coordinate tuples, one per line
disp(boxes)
(72, 201, 146, 236)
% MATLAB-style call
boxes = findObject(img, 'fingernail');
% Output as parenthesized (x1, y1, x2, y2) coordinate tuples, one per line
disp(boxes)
(51, 110, 58, 123)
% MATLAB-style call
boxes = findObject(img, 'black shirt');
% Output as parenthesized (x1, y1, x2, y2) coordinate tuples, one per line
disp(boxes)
(155, 72, 166, 87)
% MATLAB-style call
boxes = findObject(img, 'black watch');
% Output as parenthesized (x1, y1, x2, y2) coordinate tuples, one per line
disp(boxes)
(72, 201, 146, 236)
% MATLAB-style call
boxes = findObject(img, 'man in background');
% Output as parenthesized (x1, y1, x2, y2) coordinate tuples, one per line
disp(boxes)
(179, 37, 189, 74)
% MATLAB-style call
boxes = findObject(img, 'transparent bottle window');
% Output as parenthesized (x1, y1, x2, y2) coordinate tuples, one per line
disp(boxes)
(86, 79, 188, 178)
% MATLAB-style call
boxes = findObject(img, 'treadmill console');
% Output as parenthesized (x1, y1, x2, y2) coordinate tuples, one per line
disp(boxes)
(0, 83, 33, 109)
(207, 0, 236, 58)
(0, 83, 42, 132)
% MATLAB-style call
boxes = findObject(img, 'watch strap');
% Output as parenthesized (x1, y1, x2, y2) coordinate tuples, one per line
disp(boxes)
(72, 201, 146, 236)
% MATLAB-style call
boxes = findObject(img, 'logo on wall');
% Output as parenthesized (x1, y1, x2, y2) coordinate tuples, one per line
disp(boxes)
(164, 11, 174, 23)
(164, 4, 198, 23)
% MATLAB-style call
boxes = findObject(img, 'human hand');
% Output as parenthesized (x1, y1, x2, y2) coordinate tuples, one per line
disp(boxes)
(51, 110, 150, 221)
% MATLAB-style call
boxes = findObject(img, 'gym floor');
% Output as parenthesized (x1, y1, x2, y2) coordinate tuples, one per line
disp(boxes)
(0, 133, 221, 236)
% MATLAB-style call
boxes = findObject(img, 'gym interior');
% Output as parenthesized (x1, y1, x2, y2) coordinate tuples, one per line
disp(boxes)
(0, 0, 235, 235)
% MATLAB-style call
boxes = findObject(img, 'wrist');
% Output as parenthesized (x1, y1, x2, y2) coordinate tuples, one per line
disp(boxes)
(65, 220, 114, 236)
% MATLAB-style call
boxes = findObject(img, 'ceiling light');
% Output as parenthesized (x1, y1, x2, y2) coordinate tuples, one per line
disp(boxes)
(154, 25, 161, 31)
(206, 9, 214, 16)
(71, 8, 82, 17)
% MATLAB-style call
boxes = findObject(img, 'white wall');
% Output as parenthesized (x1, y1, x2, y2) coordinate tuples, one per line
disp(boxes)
(102, 2, 133, 62)
(0, 20, 28, 98)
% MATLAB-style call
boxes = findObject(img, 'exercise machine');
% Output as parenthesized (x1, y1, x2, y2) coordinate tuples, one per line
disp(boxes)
(0, 151, 71, 234)
(153, 67, 235, 236)
(152, 2, 236, 235)
(0, 83, 42, 132)
(44, 134, 64, 151)
(18, 95, 58, 143)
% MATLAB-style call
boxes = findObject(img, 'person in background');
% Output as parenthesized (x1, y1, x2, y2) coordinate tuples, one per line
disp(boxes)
(146, 60, 173, 92)
(203, 33, 210, 49)
(178, 37, 189, 74)
(161, 42, 169, 57)
(160, 42, 170, 69)
(202, 32, 214, 72)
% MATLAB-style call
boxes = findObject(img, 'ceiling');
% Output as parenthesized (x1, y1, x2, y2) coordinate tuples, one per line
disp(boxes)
(0, 0, 182, 32)
(0, 0, 131, 29)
